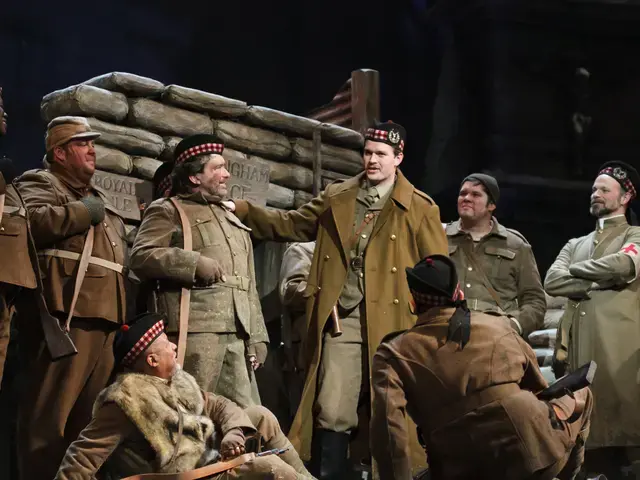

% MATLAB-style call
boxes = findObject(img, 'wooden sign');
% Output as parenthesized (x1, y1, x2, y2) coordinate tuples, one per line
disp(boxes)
(91, 170, 153, 222)
(226, 156, 270, 206)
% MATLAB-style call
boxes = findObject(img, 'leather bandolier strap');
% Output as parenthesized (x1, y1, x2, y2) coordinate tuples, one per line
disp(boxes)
(168, 197, 192, 367)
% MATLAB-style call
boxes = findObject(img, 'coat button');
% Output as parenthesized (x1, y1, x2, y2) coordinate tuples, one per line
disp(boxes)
(359, 273, 364, 278)
(112, 241, 116, 247)
(324, 255, 330, 261)
(0, 227, 4, 232)
(580, 311, 586, 316)
(361, 234, 367, 239)
(468, 266, 473, 271)
(390, 234, 396, 240)
(466, 283, 471, 288)
(391, 267, 397, 273)
(196, 219, 201, 223)
(317, 286, 321, 291)
(393, 298, 399, 304)
(234, 271, 238, 276)
(232, 252, 237, 256)
(103, 222, 108, 227)
(594, 240, 599, 245)
(597, 229, 603, 234)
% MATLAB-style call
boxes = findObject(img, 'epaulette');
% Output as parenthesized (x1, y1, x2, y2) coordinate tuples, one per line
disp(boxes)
(505, 227, 530, 245)
(380, 329, 408, 345)
(413, 189, 435, 205)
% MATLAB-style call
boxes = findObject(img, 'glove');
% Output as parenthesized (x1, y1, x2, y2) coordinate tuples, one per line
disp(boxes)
(195, 256, 226, 285)
(220, 428, 245, 459)
(247, 342, 268, 370)
(80, 195, 105, 225)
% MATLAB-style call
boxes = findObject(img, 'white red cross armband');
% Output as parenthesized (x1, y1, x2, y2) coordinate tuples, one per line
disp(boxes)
(621, 242, 640, 281)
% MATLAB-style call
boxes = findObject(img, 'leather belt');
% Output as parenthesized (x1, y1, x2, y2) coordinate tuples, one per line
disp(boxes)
(39, 249, 125, 274)
(192, 274, 250, 292)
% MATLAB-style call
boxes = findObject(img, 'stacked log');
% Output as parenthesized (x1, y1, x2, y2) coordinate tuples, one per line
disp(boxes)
(40, 71, 364, 226)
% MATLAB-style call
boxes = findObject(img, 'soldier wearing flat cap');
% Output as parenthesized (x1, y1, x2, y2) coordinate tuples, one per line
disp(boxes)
(545, 161, 640, 477)
(222, 121, 447, 478)
(56, 312, 313, 479)
(15, 116, 130, 480)
(130, 134, 268, 410)
(445, 173, 546, 338)
(371, 254, 593, 480)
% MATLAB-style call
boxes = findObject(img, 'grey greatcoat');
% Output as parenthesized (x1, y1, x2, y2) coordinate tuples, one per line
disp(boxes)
(545, 215, 640, 448)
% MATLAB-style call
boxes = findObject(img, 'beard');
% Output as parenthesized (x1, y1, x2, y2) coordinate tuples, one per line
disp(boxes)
(590, 201, 617, 218)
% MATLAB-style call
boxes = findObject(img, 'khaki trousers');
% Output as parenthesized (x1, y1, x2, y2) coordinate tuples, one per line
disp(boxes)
(314, 304, 368, 432)
(170, 332, 260, 409)
(17, 318, 116, 480)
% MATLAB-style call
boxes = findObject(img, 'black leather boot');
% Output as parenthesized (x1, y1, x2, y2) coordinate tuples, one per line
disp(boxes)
(308, 429, 350, 480)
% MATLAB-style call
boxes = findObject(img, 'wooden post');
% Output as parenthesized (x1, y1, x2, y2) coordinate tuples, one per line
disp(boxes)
(312, 128, 323, 196)
(351, 69, 380, 134)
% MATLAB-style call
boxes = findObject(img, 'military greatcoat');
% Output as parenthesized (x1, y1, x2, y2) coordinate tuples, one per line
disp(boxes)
(233, 171, 448, 472)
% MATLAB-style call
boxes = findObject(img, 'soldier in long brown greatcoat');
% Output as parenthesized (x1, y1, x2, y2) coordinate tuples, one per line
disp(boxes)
(224, 122, 448, 478)
(130, 134, 268, 409)
(15, 116, 130, 480)
(545, 161, 640, 478)
(55, 312, 313, 480)
(371, 254, 593, 480)
(445, 173, 546, 338)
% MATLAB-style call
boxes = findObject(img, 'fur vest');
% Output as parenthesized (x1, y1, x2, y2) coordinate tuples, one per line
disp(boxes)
(94, 368, 220, 473)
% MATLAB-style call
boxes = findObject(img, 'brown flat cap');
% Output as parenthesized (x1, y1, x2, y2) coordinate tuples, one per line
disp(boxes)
(45, 116, 100, 152)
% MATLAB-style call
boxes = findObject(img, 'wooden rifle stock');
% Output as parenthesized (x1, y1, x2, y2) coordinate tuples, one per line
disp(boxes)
(330, 305, 343, 337)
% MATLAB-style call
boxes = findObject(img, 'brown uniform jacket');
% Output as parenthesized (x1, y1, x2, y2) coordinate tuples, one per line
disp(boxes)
(545, 215, 640, 447)
(233, 170, 448, 468)
(446, 218, 546, 337)
(55, 375, 255, 479)
(130, 193, 267, 343)
(371, 309, 581, 480)
(0, 177, 37, 290)
(16, 168, 129, 324)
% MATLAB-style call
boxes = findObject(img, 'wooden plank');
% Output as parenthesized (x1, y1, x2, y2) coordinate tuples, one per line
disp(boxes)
(312, 129, 323, 196)
(351, 69, 380, 133)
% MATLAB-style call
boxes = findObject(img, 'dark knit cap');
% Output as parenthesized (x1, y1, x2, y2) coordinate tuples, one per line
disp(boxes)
(461, 173, 500, 205)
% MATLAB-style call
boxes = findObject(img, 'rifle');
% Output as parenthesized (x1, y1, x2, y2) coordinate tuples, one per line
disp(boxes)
(121, 448, 290, 480)
(20, 186, 77, 361)
(537, 360, 597, 401)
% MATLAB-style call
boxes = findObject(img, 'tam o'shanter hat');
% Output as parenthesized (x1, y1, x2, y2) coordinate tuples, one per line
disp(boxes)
(173, 134, 225, 167)
(365, 120, 406, 152)
(113, 312, 166, 367)
(598, 161, 639, 200)
(406, 254, 471, 349)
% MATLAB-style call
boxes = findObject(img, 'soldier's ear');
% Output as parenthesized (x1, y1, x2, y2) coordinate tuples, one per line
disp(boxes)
(52, 145, 67, 165)
(147, 353, 159, 368)
(189, 174, 201, 186)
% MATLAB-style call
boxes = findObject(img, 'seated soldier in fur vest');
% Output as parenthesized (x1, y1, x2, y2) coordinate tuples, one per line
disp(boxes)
(55, 313, 314, 479)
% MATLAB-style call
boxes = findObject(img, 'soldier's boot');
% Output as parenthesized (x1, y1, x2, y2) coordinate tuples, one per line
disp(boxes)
(308, 429, 349, 480)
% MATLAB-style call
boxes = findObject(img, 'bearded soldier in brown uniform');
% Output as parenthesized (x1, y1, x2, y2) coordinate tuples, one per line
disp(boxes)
(371, 255, 594, 480)
(223, 121, 448, 478)
(55, 312, 313, 480)
(445, 173, 546, 337)
(130, 134, 268, 409)
(15, 116, 130, 480)
(545, 161, 640, 478)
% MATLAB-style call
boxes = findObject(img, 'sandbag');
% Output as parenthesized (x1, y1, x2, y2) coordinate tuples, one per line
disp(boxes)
(95, 145, 133, 175)
(88, 118, 164, 157)
(214, 120, 291, 160)
(544, 309, 564, 330)
(534, 348, 554, 367)
(160, 136, 183, 162)
(294, 190, 313, 209)
(320, 122, 364, 149)
(132, 156, 162, 181)
(246, 106, 321, 138)
(266, 183, 294, 209)
(291, 138, 362, 176)
(163, 85, 248, 117)
(222, 149, 270, 206)
(528, 328, 557, 349)
(540, 366, 556, 384)
(84, 72, 164, 97)
(41, 85, 128, 123)
(128, 98, 213, 137)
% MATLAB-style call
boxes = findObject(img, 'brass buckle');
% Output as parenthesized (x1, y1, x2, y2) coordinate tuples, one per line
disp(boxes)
(350, 256, 364, 270)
